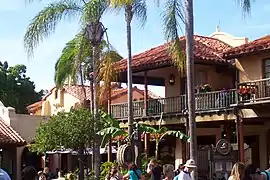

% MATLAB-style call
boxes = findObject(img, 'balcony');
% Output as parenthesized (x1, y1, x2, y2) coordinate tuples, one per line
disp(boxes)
(111, 78, 270, 119)
(111, 89, 236, 119)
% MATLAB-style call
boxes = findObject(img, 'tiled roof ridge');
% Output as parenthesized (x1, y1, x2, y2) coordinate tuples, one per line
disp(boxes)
(223, 34, 270, 58)
(0, 117, 26, 145)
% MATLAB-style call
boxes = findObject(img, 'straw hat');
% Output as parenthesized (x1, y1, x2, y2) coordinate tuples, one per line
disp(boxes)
(184, 159, 197, 168)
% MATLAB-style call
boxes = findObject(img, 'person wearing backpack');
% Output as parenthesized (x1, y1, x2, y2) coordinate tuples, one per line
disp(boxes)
(123, 162, 144, 180)
(260, 167, 270, 180)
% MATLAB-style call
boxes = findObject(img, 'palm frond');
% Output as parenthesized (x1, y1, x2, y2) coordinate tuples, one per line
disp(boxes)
(81, 0, 109, 25)
(162, 0, 185, 72)
(24, 1, 82, 57)
(97, 127, 126, 147)
(110, 0, 135, 7)
(140, 125, 158, 134)
(237, 0, 252, 14)
(54, 38, 78, 87)
(160, 130, 190, 142)
(132, 0, 147, 27)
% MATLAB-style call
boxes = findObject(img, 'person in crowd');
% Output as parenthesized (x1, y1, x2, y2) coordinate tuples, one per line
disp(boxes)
(21, 166, 37, 180)
(106, 165, 123, 180)
(174, 159, 196, 180)
(0, 168, 11, 180)
(174, 164, 184, 176)
(147, 159, 162, 180)
(38, 171, 46, 180)
(56, 170, 65, 180)
(123, 162, 144, 180)
(66, 173, 76, 180)
(52, 168, 59, 179)
(163, 164, 175, 180)
(260, 165, 270, 180)
(244, 164, 261, 180)
(228, 162, 245, 180)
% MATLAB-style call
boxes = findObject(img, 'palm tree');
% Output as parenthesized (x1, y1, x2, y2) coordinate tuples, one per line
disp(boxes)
(110, 0, 147, 139)
(162, 1, 252, 180)
(23, 0, 118, 179)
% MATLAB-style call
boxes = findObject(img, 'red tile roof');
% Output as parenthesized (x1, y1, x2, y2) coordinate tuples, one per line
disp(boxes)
(27, 101, 43, 113)
(0, 118, 26, 146)
(223, 35, 270, 58)
(113, 35, 232, 72)
(27, 85, 159, 113)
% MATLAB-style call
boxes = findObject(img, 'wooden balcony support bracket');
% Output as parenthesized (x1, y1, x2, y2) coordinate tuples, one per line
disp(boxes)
(143, 71, 148, 116)
(235, 109, 245, 163)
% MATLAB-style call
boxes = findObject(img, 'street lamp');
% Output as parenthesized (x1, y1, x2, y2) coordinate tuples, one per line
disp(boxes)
(85, 21, 106, 180)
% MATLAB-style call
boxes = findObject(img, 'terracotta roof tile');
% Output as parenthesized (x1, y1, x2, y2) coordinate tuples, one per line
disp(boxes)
(223, 35, 270, 58)
(0, 118, 26, 146)
(27, 85, 159, 113)
(113, 35, 232, 72)
(27, 101, 43, 113)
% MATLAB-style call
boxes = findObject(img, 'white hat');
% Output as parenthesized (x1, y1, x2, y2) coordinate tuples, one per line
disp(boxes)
(184, 159, 197, 168)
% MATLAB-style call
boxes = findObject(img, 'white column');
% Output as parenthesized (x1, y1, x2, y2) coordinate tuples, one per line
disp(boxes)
(175, 139, 183, 169)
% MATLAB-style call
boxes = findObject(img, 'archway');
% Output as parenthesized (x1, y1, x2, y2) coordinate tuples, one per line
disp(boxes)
(21, 147, 42, 171)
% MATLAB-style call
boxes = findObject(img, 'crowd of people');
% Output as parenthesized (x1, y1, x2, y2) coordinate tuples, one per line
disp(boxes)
(0, 159, 269, 180)
(104, 159, 270, 180)
(105, 159, 196, 180)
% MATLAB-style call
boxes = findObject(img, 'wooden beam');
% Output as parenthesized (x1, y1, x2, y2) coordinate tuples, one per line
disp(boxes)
(118, 73, 165, 86)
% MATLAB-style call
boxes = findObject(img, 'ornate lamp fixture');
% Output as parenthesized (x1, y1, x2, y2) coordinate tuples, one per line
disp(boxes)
(169, 74, 176, 85)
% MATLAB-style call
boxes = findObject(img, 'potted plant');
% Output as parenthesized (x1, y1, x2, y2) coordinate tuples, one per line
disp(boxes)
(199, 84, 212, 93)
(238, 87, 256, 101)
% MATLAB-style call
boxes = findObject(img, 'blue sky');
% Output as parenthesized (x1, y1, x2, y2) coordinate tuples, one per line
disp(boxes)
(0, 0, 270, 97)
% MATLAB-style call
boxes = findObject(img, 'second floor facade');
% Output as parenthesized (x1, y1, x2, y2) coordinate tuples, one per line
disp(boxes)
(110, 31, 270, 121)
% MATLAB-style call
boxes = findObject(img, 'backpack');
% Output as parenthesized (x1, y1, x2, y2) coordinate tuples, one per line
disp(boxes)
(262, 170, 270, 180)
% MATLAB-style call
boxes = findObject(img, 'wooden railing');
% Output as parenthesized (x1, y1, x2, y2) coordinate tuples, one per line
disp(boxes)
(238, 78, 270, 103)
(111, 89, 237, 119)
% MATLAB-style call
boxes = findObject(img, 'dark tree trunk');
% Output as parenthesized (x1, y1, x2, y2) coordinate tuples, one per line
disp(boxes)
(78, 148, 84, 180)
(185, 0, 197, 180)
(93, 45, 101, 180)
(125, 5, 134, 142)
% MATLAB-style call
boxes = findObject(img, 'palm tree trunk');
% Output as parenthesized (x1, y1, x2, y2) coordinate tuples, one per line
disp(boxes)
(93, 45, 101, 180)
(125, 5, 134, 142)
(185, 0, 197, 180)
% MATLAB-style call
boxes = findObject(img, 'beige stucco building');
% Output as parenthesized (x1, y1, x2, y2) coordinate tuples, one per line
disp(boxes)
(0, 101, 48, 179)
(109, 29, 270, 179)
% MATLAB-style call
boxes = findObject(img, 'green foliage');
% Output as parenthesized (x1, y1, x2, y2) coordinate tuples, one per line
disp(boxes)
(100, 161, 116, 180)
(97, 110, 127, 147)
(0, 61, 44, 114)
(30, 107, 96, 153)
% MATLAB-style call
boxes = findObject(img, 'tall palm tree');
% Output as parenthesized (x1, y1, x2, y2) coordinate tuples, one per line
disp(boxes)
(54, 34, 122, 178)
(23, 0, 115, 179)
(110, 0, 147, 139)
(162, 1, 252, 180)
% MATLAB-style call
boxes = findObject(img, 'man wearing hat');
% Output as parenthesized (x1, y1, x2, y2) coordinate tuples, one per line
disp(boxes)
(173, 159, 196, 180)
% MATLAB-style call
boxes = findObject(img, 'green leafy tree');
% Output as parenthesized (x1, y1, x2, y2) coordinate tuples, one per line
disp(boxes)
(31, 107, 96, 152)
(0, 61, 44, 113)
(31, 107, 98, 180)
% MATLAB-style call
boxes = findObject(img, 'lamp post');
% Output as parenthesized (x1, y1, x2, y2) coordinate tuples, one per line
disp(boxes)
(85, 21, 106, 180)
(134, 123, 142, 169)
